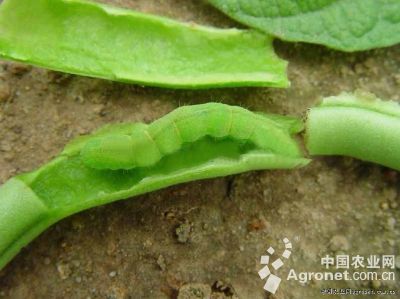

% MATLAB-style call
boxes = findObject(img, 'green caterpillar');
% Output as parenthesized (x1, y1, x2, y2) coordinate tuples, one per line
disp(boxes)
(81, 103, 304, 170)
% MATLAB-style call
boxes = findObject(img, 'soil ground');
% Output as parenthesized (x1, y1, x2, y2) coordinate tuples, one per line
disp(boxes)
(0, 0, 399, 298)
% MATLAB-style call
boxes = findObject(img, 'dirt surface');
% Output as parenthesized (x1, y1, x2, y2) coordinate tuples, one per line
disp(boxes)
(0, 0, 400, 298)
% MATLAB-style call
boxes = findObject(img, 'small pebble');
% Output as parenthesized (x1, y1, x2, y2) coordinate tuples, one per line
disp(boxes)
(57, 262, 72, 280)
(92, 104, 105, 116)
(109, 271, 117, 278)
(329, 235, 350, 252)
(175, 222, 191, 243)
(380, 201, 389, 210)
(143, 239, 153, 248)
(177, 283, 211, 299)
(386, 217, 396, 230)
(157, 254, 166, 271)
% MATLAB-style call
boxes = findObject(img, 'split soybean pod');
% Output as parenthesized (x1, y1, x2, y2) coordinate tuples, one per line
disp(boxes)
(306, 92, 400, 171)
(0, 103, 309, 270)
(0, 0, 288, 89)
(1, 93, 400, 270)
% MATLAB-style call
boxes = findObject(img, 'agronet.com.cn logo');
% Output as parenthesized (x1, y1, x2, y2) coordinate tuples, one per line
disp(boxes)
(258, 237, 292, 294)
(258, 237, 397, 296)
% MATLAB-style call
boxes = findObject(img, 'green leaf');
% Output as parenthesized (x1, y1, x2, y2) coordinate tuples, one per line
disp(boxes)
(0, 0, 289, 89)
(208, 0, 400, 51)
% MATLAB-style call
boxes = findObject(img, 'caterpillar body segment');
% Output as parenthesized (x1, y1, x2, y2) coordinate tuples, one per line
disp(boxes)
(81, 103, 304, 170)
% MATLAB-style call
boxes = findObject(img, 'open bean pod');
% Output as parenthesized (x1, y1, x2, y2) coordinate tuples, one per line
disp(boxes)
(0, 103, 309, 270)
(0, 0, 288, 89)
